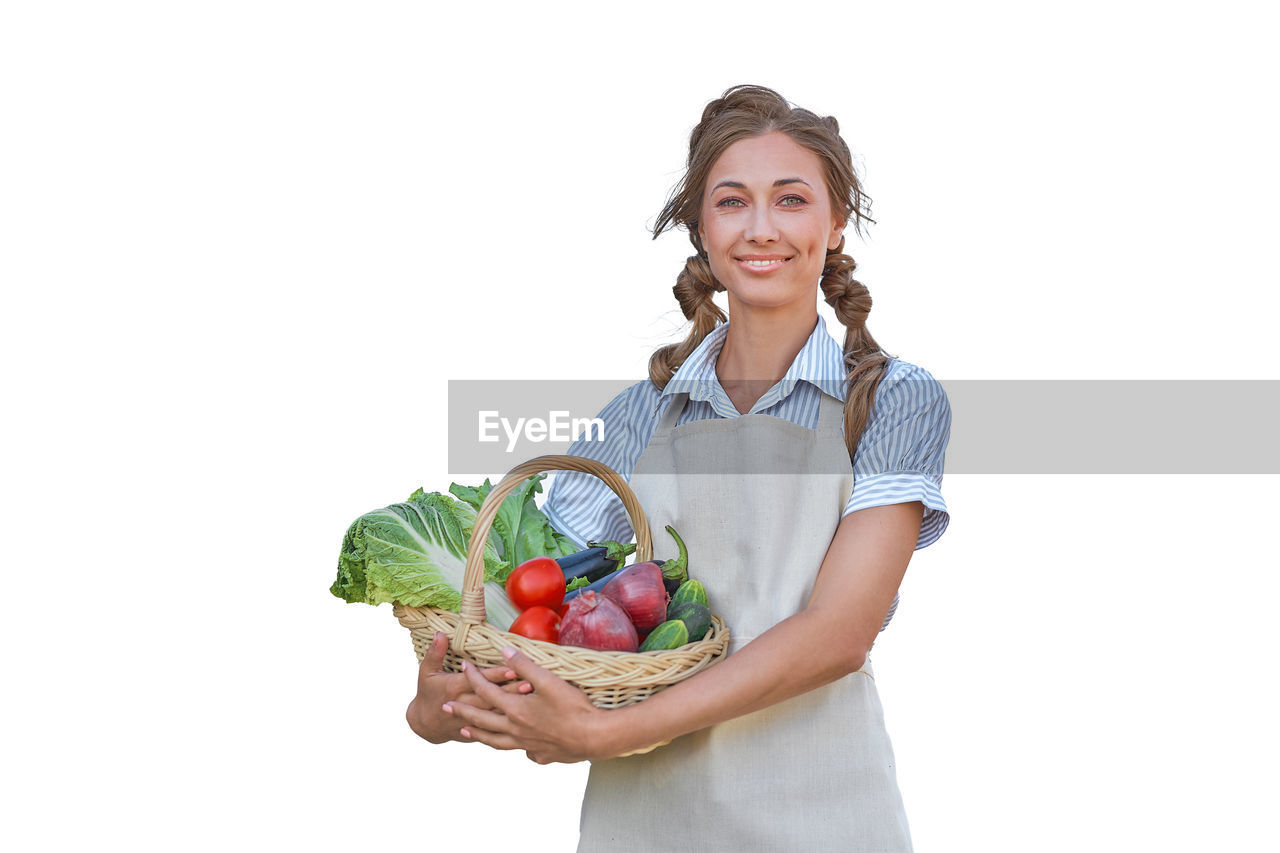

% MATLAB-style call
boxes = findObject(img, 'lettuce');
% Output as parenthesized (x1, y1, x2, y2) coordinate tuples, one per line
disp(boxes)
(330, 475, 576, 631)
(449, 473, 577, 565)
(330, 489, 519, 628)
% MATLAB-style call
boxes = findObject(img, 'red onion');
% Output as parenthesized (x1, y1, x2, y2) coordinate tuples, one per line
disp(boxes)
(602, 561, 670, 632)
(559, 590, 639, 652)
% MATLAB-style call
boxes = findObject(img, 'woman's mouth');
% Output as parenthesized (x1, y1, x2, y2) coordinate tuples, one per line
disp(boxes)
(736, 256, 791, 274)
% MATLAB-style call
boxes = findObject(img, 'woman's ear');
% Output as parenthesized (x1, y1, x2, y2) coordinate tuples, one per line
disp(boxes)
(694, 220, 708, 256)
(828, 216, 847, 252)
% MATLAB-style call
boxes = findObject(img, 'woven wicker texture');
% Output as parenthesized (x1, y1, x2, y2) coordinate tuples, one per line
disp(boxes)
(394, 454, 730, 710)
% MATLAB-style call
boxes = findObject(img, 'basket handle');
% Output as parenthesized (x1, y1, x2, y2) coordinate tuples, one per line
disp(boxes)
(459, 455, 654, 623)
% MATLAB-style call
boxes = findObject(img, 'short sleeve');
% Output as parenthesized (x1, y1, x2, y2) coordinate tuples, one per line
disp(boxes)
(841, 360, 951, 549)
(541, 380, 660, 549)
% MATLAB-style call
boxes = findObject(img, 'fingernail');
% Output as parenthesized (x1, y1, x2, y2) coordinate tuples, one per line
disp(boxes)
(434, 631, 444, 642)
(501, 646, 517, 660)
(441, 703, 452, 714)
(459, 727, 471, 739)
(461, 661, 471, 672)
(505, 670, 517, 679)
(519, 683, 532, 693)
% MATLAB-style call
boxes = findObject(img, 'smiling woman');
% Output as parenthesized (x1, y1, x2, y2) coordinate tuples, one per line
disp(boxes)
(694, 132, 849, 407)
(647, 86, 888, 442)
(408, 84, 951, 853)
(700, 133, 845, 308)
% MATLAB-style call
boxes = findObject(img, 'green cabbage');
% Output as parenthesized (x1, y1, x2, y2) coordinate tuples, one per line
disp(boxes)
(330, 475, 576, 631)
(330, 488, 518, 628)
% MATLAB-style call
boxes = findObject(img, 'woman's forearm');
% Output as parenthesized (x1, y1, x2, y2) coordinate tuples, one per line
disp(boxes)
(592, 607, 866, 758)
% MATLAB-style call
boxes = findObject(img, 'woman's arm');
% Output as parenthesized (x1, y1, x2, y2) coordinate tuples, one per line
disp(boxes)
(447, 501, 923, 763)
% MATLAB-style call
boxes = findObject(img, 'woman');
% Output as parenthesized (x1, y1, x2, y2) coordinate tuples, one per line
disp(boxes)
(406, 84, 950, 851)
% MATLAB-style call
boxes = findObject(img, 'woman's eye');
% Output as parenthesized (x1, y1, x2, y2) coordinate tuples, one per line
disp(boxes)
(715, 195, 805, 208)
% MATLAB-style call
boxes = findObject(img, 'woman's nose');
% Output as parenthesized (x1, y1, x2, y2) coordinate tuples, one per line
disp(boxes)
(743, 206, 779, 243)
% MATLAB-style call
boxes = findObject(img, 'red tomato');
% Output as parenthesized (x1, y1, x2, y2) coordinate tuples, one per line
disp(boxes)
(506, 556, 566, 611)
(508, 605, 561, 644)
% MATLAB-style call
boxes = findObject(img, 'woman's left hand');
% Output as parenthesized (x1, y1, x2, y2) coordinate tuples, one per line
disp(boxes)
(445, 648, 606, 764)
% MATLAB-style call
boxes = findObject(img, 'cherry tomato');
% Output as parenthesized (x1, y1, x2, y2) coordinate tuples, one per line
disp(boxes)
(508, 605, 561, 644)
(506, 556, 566, 611)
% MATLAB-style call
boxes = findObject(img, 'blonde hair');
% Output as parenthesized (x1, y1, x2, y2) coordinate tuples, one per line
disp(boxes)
(649, 84, 889, 458)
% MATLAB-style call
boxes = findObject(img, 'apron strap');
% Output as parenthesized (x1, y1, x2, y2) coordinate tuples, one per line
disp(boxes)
(654, 391, 690, 436)
(816, 390, 846, 434)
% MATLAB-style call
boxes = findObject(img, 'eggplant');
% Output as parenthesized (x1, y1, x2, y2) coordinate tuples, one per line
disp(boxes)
(566, 554, 620, 584)
(557, 547, 607, 571)
(557, 540, 636, 585)
(563, 567, 619, 602)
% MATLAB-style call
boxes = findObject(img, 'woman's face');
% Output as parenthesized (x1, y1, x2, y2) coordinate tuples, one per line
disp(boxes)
(698, 131, 845, 315)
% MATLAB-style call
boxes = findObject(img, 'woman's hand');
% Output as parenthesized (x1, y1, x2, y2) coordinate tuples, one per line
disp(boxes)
(405, 631, 533, 744)
(445, 647, 606, 764)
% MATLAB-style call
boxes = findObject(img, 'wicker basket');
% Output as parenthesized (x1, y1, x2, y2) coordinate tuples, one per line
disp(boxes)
(393, 454, 730, 712)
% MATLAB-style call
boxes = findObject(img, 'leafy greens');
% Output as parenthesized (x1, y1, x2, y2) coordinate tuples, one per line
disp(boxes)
(329, 474, 577, 631)
(449, 474, 577, 565)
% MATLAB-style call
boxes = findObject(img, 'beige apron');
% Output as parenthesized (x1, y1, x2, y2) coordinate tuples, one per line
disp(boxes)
(577, 391, 913, 852)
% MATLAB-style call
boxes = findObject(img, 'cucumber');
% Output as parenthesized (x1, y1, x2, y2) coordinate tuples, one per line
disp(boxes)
(669, 579, 709, 610)
(639, 619, 689, 652)
(667, 601, 712, 642)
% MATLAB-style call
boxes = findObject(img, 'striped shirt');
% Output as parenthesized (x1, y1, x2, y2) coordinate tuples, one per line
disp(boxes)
(543, 315, 951, 632)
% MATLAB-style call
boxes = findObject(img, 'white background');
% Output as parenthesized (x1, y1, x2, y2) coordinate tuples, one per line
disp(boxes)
(3, 2, 1278, 851)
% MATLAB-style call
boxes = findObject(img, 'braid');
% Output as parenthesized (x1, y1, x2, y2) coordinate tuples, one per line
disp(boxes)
(820, 237, 891, 459)
(648, 244, 727, 389)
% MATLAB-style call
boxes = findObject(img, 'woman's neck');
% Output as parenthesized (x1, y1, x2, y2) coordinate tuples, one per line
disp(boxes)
(715, 304, 818, 414)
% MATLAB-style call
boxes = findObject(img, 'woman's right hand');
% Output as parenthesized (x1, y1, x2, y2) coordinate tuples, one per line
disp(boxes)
(405, 631, 531, 744)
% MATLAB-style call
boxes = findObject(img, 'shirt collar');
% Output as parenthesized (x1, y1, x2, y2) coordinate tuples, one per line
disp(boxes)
(662, 315, 848, 416)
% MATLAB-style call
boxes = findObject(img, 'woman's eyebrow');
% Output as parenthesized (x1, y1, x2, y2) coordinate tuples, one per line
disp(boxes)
(711, 178, 814, 191)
